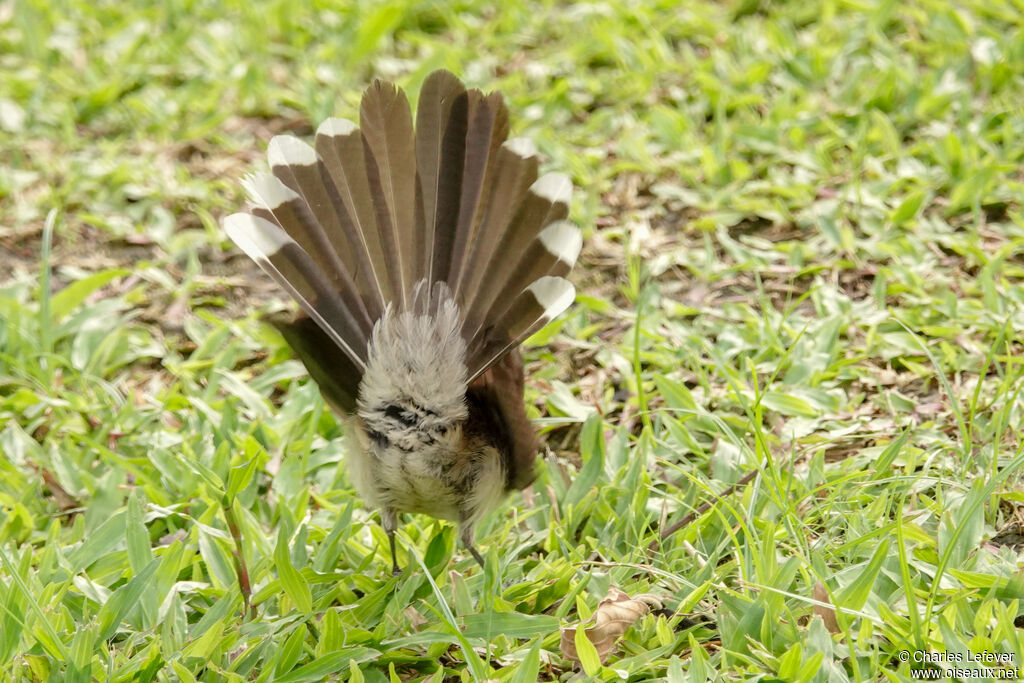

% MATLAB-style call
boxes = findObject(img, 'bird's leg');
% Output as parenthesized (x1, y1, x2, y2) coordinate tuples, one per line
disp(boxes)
(467, 543, 486, 569)
(382, 509, 401, 576)
(460, 524, 486, 569)
(389, 532, 400, 576)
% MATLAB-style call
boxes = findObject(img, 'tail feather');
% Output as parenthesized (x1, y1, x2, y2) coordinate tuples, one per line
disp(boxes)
(457, 138, 540, 307)
(446, 91, 509, 291)
(223, 213, 369, 366)
(414, 71, 467, 284)
(461, 172, 572, 347)
(478, 219, 582, 334)
(266, 136, 379, 323)
(271, 313, 362, 414)
(316, 117, 389, 320)
(241, 172, 374, 338)
(466, 276, 576, 379)
(428, 89, 469, 286)
(360, 80, 417, 310)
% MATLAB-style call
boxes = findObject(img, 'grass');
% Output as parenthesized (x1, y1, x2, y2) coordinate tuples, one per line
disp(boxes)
(2, 0, 1024, 680)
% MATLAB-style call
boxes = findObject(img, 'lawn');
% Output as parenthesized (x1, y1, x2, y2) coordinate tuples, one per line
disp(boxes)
(2, 0, 1024, 680)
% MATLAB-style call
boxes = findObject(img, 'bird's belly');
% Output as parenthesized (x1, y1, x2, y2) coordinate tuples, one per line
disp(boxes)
(345, 417, 505, 528)
(373, 448, 463, 521)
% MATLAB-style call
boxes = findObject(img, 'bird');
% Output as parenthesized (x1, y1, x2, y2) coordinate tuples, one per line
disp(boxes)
(223, 70, 581, 573)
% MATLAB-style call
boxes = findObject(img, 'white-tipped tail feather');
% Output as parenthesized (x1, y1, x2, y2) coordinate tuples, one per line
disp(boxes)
(317, 117, 358, 137)
(241, 172, 300, 210)
(223, 212, 368, 367)
(539, 220, 583, 267)
(503, 137, 538, 158)
(528, 275, 577, 317)
(531, 172, 573, 205)
(268, 134, 318, 168)
(224, 211, 291, 257)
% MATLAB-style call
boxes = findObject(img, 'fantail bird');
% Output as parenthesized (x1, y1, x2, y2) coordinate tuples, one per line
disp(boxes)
(223, 70, 580, 573)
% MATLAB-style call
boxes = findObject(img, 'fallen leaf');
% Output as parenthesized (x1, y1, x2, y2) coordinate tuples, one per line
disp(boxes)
(560, 587, 662, 665)
(813, 581, 840, 634)
(403, 605, 427, 630)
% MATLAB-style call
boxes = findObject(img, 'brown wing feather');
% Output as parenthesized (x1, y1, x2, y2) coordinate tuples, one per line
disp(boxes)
(468, 349, 537, 491)
(271, 313, 362, 414)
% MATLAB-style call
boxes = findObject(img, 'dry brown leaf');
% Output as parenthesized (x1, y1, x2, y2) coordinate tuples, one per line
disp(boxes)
(26, 463, 79, 513)
(403, 604, 428, 631)
(559, 587, 663, 664)
(813, 581, 840, 634)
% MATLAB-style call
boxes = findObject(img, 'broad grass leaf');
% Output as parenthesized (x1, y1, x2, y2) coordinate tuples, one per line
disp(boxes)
(182, 617, 224, 660)
(96, 559, 159, 641)
(509, 638, 542, 683)
(275, 649, 380, 683)
(274, 525, 312, 614)
(274, 626, 307, 677)
(938, 480, 986, 569)
(216, 369, 271, 420)
(760, 391, 819, 418)
(718, 593, 764, 657)
(0, 577, 25, 664)
(573, 624, 602, 675)
(225, 453, 259, 504)
(69, 623, 97, 671)
(838, 539, 890, 611)
(889, 190, 926, 225)
(50, 269, 129, 322)
(776, 642, 803, 680)
(461, 613, 558, 639)
(197, 528, 235, 590)
(654, 374, 697, 412)
(546, 381, 597, 421)
(797, 649, 825, 682)
(68, 510, 127, 572)
(564, 414, 605, 507)
(311, 500, 353, 573)
(126, 490, 153, 575)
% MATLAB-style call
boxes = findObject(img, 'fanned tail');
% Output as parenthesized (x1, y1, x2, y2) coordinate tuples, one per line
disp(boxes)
(224, 70, 581, 490)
